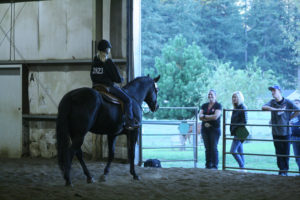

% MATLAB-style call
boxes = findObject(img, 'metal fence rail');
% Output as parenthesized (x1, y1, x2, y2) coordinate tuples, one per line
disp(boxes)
(140, 107, 199, 167)
(222, 109, 300, 174)
(23, 108, 300, 174)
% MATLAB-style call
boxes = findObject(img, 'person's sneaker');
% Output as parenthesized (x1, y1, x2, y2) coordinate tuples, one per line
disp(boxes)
(279, 172, 288, 176)
(238, 168, 248, 172)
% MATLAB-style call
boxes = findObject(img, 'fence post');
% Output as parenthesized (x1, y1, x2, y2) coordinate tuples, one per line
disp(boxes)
(194, 108, 198, 168)
(222, 109, 226, 170)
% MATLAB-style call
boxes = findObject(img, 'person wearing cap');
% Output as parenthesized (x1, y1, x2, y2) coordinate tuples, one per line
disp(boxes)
(290, 99, 300, 174)
(262, 85, 299, 176)
(199, 89, 222, 169)
(90, 39, 138, 130)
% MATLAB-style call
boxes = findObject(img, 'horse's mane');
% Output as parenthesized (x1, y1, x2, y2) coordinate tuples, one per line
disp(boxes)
(122, 76, 150, 89)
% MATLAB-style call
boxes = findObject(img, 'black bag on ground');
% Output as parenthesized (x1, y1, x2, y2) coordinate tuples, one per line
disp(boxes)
(144, 159, 162, 168)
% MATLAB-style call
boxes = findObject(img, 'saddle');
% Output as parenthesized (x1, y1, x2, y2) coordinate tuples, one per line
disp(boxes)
(93, 84, 140, 130)
(93, 84, 124, 112)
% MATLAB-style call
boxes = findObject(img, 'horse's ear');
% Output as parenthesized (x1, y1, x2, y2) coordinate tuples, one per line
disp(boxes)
(154, 75, 160, 82)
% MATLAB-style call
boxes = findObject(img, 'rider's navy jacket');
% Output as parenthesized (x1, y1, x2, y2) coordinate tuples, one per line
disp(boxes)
(90, 56, 123, 86)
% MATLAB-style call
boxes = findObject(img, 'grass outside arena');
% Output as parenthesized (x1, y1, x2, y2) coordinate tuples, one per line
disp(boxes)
(142, 111, 300, 174)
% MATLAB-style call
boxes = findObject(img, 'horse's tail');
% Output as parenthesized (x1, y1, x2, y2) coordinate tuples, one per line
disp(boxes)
(56, 95, 71, 172)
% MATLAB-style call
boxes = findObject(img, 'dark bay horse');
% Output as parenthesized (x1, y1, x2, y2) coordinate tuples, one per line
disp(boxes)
(56, 75, 160, 186)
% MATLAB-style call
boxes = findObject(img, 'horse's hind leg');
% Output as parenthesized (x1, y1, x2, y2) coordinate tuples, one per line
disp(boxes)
(76, 149, 95, 183)
(64, 136, 84, 186)
(64, 149, 75, 186)
(100, 135, 117, 181)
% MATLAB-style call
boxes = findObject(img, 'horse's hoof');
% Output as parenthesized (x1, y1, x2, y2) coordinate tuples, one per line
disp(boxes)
(99, 174, 107, 182)
(133, 175, 140, 180)
(87, 177, 95, 184)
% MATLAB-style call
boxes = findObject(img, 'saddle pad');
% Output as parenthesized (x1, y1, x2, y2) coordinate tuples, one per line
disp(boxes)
(101, 92, 121, 105)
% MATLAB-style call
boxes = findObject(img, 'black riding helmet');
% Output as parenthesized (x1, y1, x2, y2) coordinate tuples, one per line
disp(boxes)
(97, 39, 112, 52)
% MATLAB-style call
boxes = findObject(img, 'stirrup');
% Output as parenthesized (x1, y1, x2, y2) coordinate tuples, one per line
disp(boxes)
(124, 120, 140, 130)
(125, 126, 136, 131)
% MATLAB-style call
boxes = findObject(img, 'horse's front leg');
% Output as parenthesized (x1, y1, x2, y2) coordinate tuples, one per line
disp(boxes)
(127, 129, 140, 180)
(100, 135, 116, 181)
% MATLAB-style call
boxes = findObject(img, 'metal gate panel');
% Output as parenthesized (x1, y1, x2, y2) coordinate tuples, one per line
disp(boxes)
(0, 65, 22, 158)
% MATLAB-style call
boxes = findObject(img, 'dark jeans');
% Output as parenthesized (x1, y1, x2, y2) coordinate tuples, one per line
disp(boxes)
(109, 86, 133, 120)
(272, 135, 290, 173)
(291, 135, 300, 172)
(201, 126, 221, 169)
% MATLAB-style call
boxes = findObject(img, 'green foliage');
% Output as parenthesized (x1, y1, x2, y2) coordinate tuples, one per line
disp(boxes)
(207, 58, 277, 109)
(194, 0, 245, 68)
(145, 35, 278, 119)
(145, 35, 212, 119)
(283, 0, 300, 67)
(141, 0, 299, 119)
(141, 0, 300, 88)
(246, 0, 299, 88)
(142, 0, 245, 72)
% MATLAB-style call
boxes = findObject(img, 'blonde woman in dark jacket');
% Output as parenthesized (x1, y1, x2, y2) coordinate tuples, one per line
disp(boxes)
(230, 91, 248, 170)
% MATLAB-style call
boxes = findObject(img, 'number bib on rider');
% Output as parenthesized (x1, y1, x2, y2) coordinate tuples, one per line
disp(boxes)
(92, 67, 104, 74)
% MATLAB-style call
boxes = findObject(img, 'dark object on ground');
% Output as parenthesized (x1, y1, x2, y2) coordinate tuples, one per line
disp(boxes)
(144, 159, 162, 168)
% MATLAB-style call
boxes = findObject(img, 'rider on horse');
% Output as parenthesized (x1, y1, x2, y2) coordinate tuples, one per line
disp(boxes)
(90, 39, 138, 130)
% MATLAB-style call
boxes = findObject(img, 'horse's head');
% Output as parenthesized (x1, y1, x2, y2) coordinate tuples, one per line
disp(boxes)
(145, 75, 160, 112)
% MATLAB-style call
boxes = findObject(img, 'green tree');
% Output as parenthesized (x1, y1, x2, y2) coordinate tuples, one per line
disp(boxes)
(145, 35, 212, 119)
(207, 58, 278, 109)
(141, 0, 203, 73)
(142, 0, 246, 73)
(195, 0, 245, 69)
(145, 35, 279, 119)
(284, 0, 300, 69)
(141, 0, 166, 72)
(246, 0, 298, 88)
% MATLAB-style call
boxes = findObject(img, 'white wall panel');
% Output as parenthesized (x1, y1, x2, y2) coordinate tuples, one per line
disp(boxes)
(28, 65, 91, 114)
(66, 0, 94, 59)
(14, 2, 39, 60)
(38, 0, 93, 59)
(2, 0, 94, 60)
(0, 4, 12, 60)
(102, 0, 111, 41)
